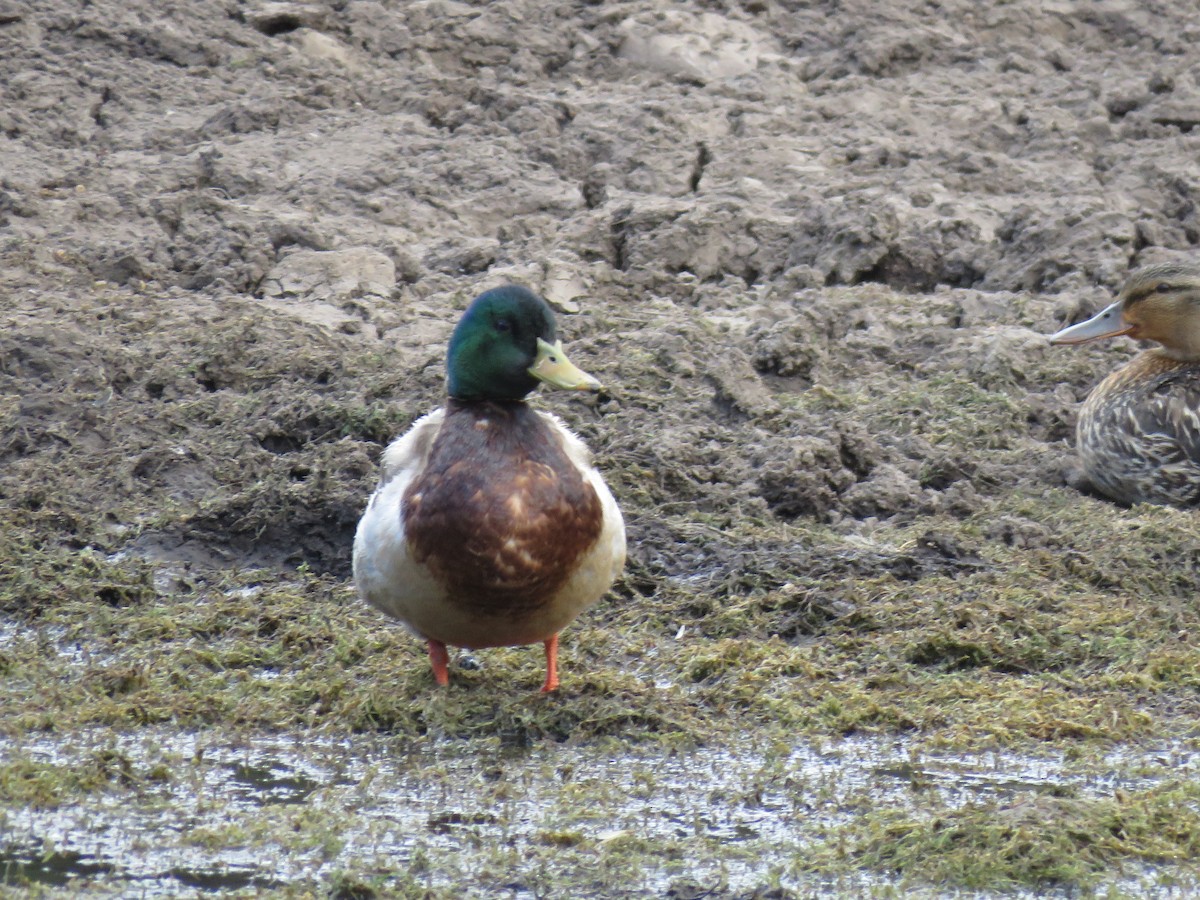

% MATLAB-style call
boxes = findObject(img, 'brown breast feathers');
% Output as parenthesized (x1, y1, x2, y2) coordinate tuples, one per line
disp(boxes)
(402, 400, 603, 614)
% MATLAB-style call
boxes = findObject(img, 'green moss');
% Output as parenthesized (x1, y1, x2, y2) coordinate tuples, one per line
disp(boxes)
(863, 373, 1026, 449)
(811, 782, 1200, 890)
(0, 535, 156, 617)
(0, 750, 142, 808)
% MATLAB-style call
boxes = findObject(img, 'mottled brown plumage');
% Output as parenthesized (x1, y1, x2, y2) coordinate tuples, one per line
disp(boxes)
(403, 400, 603, 625)
(1050, 263, 1200, 506)
(1076, 352, 1200, 505)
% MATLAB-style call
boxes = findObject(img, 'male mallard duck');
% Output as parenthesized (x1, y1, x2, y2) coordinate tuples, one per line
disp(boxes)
(1049, 262, 1200, 506)
(353, 285, 626, 691)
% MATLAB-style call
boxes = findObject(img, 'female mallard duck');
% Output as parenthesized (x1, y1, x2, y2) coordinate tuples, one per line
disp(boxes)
(352, 284, 626, 691)
(1050, 262, 1200, 506)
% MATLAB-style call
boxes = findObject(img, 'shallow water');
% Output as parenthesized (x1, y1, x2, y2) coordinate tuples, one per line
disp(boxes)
(2, 728, 1197, 897)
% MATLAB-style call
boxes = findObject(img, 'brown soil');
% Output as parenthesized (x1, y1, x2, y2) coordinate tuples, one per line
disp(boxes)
(6, 0, 1198, 580)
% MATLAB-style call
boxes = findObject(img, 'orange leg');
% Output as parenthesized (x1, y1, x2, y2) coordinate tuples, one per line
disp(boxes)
(427, 639, 450, 687)
(540, 633, 560, 693)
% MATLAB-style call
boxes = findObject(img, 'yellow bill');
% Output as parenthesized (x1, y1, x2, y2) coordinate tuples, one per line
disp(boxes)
(529, 337, 602, 391)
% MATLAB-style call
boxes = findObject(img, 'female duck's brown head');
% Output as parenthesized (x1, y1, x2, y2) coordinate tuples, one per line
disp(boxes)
(1050, 263, 1200, 361)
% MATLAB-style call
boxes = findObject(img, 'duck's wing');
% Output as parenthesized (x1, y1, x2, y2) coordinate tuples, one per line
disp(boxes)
(1134, 368, 1200, 456)
(1127, 367, 1200, 501)
(354, 409, 447, 625)
(535, 410, 594, 468)
(537, 410, 627, 573)
(377, 409, 445, 489)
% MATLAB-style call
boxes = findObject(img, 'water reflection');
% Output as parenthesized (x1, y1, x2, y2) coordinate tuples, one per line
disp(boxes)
(0, 730, 1196, 895)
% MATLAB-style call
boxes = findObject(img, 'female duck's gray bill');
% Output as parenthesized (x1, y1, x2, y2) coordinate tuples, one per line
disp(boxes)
(1049, 300, 1133, 345)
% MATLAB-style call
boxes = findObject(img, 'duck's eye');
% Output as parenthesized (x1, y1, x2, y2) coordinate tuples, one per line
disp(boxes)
(1156, 283, 1172, 293)
(495, 318, 511, 332)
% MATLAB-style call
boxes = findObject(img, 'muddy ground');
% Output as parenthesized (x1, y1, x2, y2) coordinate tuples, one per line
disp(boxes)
(5, 0, 1200, 896)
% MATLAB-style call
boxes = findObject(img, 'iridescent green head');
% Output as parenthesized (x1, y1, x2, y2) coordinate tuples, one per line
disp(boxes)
(446, 285, 602, 401)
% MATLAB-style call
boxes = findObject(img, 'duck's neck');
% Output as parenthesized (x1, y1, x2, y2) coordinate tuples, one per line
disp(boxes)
(445, 396, 529, 414)
(1154, 344, 1200, 363)
(1149, 315, 1200, 361)
(437, 398, 553, 458)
